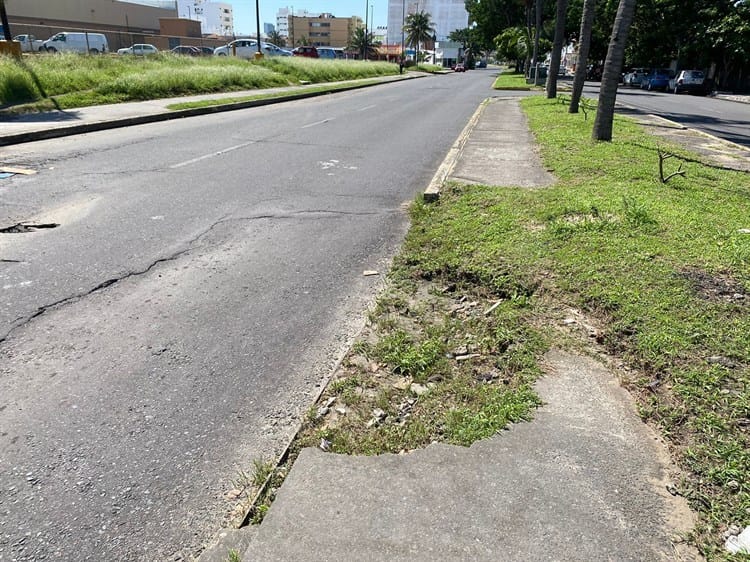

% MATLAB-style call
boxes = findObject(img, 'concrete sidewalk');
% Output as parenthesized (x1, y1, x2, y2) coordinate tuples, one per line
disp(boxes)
(199, 97, 700, 562)
(0, 73, 417, 146)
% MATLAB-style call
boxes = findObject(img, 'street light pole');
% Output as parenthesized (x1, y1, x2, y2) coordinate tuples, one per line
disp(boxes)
(255, 0, 262, 57)
(364, 0, 368, 60)
(401, 0, 405, 67)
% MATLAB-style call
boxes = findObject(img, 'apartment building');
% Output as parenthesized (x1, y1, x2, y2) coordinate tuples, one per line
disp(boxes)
(386, 0, 467, 46)
(287, 13, 361, 48)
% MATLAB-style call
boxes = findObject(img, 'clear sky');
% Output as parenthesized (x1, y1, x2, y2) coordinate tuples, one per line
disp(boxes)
(229, 1, 388, 36)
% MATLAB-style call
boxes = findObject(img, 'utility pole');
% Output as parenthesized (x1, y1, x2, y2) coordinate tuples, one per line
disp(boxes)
(255, 0, 262, 57)
(0, 0, 12, 42)
(363, 0, 368, 60)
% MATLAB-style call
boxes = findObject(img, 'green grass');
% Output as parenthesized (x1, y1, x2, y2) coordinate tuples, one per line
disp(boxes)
(397, 96, 749, 559)
(493, 69, 534, 90)
(165, 79, 382, 111)
(0, 53, 399, 110)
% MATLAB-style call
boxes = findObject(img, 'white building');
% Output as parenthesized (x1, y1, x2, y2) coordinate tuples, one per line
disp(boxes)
(177, 0, 234, 36)
(386, 0, 467, 46)
(276, 7, 315, 39)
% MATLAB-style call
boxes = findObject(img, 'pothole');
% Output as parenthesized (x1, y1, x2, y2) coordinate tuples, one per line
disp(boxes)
(0, 222, 59, 234)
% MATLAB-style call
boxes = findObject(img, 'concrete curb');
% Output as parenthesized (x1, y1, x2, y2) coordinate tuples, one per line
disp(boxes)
(0, 74, 421, 147)
(423, 98, 490, 202)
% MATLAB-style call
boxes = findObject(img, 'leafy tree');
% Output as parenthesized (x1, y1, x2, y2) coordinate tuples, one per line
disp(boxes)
(266, 30, 286, 47)
(296, 35, 309, 46)
(349, 26, 380, 59)
(546, 0, 569, 97)
(592, 0, 637, 141)
(495, 26, 530, 71)
(403, 11, 436, 63)
(569, 0, 596, 112)
(465, 0, 528, 50)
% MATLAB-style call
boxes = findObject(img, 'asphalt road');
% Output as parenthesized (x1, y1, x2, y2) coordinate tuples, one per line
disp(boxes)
(0, 70, 499, 561)
(581, 81, 750, 147)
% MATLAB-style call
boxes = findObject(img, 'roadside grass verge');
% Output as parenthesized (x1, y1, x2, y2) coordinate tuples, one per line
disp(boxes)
(493, 69, 534, 90)
(165, 79, 383, 111)
(256, 97, 749, 558)
(0, 53, 399, 111)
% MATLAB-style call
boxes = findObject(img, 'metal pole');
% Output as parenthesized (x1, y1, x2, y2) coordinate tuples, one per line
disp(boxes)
(364, 0, 369, 60)
(0, 0, 12, 42)
(401, 0, 405, 66)
(255, 0, 262, 57)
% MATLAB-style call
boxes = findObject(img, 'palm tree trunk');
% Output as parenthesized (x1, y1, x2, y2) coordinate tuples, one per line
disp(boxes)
(569, 0, 596, 113)
(592, 0, 637, 141)
(545, 0, 569, 98)
(532, 0, 542, 83)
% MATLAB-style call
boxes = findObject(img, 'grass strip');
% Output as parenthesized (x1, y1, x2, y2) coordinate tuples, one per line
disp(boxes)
(165, 79, 383, 111)
(0, 53, 399, 111)
(493, 69, 535, 90)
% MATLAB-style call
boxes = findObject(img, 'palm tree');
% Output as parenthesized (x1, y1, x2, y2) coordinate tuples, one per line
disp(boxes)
(349, 27, 380, 59)
(545, 0, 569, 98)
(569, 0, 596, 113)
(267, 30, 286, 48)
(592, 0, 637, 141)
(403, 11, 436, 64)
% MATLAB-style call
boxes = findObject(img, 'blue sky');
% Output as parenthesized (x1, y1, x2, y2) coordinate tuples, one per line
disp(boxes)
(230, 1, 388, 35)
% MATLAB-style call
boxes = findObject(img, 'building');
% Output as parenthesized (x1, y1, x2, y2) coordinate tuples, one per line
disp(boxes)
(5, 0, 176, 34)
(386, 0, 467, 47)
(287, 13, 361, 48)
(276, 7, 315, 40)
(264, 23, 275, 36)
(177, 0, 234, 36)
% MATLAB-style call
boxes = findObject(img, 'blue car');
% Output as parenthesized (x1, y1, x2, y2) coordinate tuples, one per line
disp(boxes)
(640, 68, 671, 91)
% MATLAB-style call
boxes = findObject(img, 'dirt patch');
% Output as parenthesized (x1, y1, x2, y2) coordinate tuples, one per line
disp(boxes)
(679, 267, 747, 303)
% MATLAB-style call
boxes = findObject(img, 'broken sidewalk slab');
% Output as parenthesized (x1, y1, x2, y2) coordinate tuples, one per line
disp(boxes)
(243, 350, 700, 561)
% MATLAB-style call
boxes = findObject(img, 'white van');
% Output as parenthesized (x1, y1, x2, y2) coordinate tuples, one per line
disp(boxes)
(42, 32, 108, 54)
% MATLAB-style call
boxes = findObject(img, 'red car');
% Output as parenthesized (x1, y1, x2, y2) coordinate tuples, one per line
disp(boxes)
(292, 46, 319, 58)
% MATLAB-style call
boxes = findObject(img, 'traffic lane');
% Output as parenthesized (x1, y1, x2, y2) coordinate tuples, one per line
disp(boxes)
(0, 208, 403, 561)
(581, 82, 750, 146)
(0, 72, 497, 560)
(0, 73, 494, 338)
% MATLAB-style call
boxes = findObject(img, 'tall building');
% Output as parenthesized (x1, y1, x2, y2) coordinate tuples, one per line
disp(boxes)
(287, 13, 360, 48)
(276, 7, 315, 39)
(177, 0, 234, 36)
(264, 22, 275, 36)
(386, 0, 467, 46)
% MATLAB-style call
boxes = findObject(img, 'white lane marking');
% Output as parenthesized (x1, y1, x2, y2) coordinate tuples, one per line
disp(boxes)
(358, 105, 377, 112)
(301, 118, 333, 129)
(170, 142, 254, 169)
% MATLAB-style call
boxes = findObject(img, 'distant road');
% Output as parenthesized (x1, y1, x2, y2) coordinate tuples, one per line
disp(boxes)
(581, 82, 750, 147)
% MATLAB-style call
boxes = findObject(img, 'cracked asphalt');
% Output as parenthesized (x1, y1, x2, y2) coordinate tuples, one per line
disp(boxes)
(0, 71, 501, 560)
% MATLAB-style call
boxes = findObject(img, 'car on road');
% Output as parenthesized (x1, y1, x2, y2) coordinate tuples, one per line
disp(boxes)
(670, 70, 711, 95)
(13, 34, 44, 52)
(640, 68, 672, 91)
(623, 68, 649, 87)
(117, 44, 159, 56)
(454, 62, 466, 72)
(214, 39, 260, 58)
(317, 47, 343, 59)
(292, 45, 319, 58)
(262, 42, 292, 56)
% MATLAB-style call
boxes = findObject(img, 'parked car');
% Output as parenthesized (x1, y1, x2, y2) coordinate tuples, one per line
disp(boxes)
(317, 47, 343, 59)
(670, 70, 711, 95)
(454, 62, 466, 72)
(13, 34, 44, 52)
(640, 68, 672, 91)
(42, 32, 108, 54)
(214, 39, 260, 59)
(170, 45, 200, 56)
(623, 68, 649, 87)
(197, 46, 216, 56)
(117, 44, 159, 56)
(292, 46, 319, 58)
(262, 42, 292, 56)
